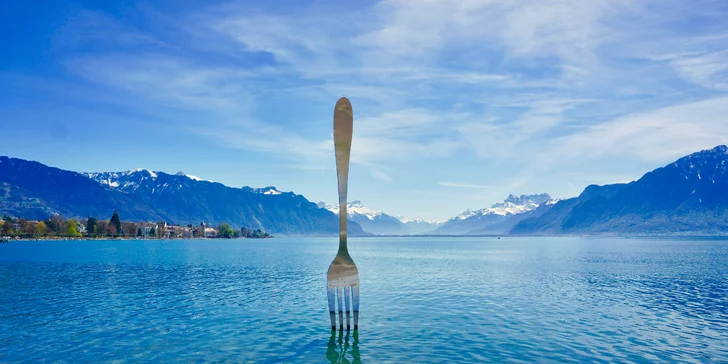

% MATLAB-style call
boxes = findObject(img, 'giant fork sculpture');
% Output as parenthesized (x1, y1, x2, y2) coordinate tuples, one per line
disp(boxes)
(327, 97, 360, 330)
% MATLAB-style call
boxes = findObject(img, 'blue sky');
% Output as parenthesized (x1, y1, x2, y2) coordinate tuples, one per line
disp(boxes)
(1, 0, 727, 220)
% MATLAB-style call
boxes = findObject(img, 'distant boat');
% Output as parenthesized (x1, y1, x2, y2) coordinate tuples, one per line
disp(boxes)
(0, 237, 9, 244)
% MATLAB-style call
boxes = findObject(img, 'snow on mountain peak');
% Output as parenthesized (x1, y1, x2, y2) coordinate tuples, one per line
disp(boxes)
(132, 168, 157, 178)
(502, 193, 551, 206)
(455, 209, 477, 220)
(672, 145, 728, 181)
(398, 216, 446, 225)
(249, 186, 283, 195)
(175, 171, 212, 182)
(324, 201, 444, 231)
(545, 198, 561, 205)
(399, 216, 426, 223)
(84, 169, 160, 190)
(325, 201, 383, 220)
(451, 193, 551, 221)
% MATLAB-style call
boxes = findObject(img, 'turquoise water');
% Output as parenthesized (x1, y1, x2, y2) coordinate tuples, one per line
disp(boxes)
(1, 237, 727, 362)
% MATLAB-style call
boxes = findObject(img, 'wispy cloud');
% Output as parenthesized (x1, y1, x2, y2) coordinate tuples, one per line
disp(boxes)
(56, 1, 728, 167)
(9, 0, 727, 219)
(67, 54, 258, 114)
(438, 182, 490, 189)
(55, 10, 169, 49)
(668, 51, 728, 90)
(550, 96, 728, 163)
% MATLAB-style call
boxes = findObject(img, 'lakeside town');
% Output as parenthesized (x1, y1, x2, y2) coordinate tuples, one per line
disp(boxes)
(0, 210, 272, 241)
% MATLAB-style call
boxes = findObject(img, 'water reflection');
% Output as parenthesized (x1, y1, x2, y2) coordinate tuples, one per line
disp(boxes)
(326, 329, 360, 364)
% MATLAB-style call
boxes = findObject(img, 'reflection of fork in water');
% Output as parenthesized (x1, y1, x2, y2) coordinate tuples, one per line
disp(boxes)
(326, 329, 360, 364)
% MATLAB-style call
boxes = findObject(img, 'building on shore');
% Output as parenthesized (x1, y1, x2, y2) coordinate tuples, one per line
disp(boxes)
(156, 222, 168, 238)
(204, 227, 218, 238)
(138, 222, 155, 237)
(194, 222, 206, 238)
(166, 225, 193, 238)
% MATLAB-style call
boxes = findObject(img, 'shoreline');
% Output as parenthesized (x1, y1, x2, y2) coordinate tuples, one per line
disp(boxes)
(4, 234, 728, 243)
(0, 236, 274, 242)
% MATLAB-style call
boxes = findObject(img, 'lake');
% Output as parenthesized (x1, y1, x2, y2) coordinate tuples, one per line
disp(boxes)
(1, 237, 727, 362)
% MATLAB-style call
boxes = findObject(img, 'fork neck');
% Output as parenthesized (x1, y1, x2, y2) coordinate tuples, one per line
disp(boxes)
(338, 202, 348, 252)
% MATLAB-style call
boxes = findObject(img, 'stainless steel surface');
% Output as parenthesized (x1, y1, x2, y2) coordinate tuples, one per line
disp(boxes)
(327, 97, 360, 330)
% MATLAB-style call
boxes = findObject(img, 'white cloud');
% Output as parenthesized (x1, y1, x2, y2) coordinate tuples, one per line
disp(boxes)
(42, 0, 728, 217)
(352, 0, 634, 82)
(550, 97, 728, 163)
(191, 126, 331, 165)
(669, 51, 728, 90)
(67, 54, 260, 115)
(457, 98, 586, 159)
(438, 182, 490, 189)
(213, 14, 329, 65)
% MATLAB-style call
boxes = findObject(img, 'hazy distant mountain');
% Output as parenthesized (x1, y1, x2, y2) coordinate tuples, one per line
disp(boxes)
(325, 200, 405, 235)
(466, 199, 560, 235)
(511, 146, 728, 235)
(435, 194, 553, 235)
(398, 216, 446, 235)
(0, 156, 365, 235)
(324, 201, 444, 235)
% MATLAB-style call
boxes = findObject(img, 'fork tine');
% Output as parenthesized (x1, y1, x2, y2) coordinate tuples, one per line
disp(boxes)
(337, 287, 344, 330)
(352, 284, 360, 329)
(344, 286, 351, 329)
(327, 286, 336, 329)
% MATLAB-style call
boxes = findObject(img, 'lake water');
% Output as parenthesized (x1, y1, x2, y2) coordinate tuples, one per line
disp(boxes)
(1, 237, 727, 363)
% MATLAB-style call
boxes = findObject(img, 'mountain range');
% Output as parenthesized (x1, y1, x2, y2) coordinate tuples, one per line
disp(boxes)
(434, 193, 555, 235)
(2, 145, 728, 236)
(320, 146, 728, 236)
(512, 145, 728, 235)
(322, 201, 444, 235)
(0, 157, 365, 236)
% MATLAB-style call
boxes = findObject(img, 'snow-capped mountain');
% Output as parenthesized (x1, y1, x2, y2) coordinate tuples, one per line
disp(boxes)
(513, 145, 728, 235)
(76, 168, 366, 235)
(326, 200, 385, 221)
(487, 193, 551, 215)
(84, 169, 218, 192)
(435, 193, 553, 235)
(175, 171, 212, 182)
(453, 209, 477, 221)
(85, 169, 159, 190)
(85, 170, 288, 196)
(324, 200, 405, 235)
(323, 201, 443, 235)
(248, 186, 284, 195)
(4, 145, 728, 236)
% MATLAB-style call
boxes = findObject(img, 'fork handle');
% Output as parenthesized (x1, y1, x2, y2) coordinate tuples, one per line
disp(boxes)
(333, 97, 353, 250)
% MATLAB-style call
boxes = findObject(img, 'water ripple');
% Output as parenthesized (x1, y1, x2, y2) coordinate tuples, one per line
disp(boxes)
(0, 237, 727, 362)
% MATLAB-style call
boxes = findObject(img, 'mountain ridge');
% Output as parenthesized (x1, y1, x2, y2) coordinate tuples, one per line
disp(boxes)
(323, 200, 444, 235)
(3, 145, 728, 236)
(0, 156, 365, 236)
(435, 193, 553, 235)
(511, 145, 728, 235)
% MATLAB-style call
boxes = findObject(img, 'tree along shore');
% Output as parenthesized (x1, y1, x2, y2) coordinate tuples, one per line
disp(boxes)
(1, 210, 272, 240)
